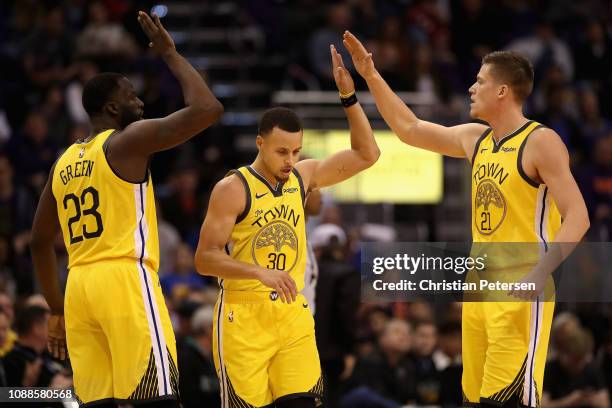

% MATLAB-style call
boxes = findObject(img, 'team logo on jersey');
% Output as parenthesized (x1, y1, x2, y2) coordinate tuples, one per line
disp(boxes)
(79, 147, 85, 158)
(474, 179, 507, 235)
(251, 220, 299, 272)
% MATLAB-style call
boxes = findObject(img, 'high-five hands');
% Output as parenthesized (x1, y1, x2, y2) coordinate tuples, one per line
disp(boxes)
(342, 31, 377, 80)
(330, 44, 355, 96)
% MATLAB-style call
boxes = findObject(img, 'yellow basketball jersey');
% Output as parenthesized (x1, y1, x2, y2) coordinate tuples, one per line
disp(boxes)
(471, 121, 561, 266)
(223, 166, 307, 292)
(52, 130, 159, 271)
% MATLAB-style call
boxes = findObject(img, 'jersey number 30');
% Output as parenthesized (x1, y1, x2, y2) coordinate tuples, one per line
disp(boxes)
(63, 187, 104, 244)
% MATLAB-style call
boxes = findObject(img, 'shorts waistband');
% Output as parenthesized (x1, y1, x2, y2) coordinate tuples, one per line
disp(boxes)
(221, 290, 302, 304)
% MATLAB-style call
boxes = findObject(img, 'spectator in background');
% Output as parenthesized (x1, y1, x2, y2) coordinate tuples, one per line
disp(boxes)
(65, 60, 100, 125)
(542, 325, 610, 408)
(574, 19, 612, 85)
(0, 154, 36, 288)
(576, 136, 612, 241)
(365, 16, 411, 88)
(156, 200, 181, 277)
(0, 292, 17, 357)
(161, 162, 206, 242)
(577, 87, 612, 155)
(0, 310, 12, 357)
(177, 305, 220, 408)
(6, 111, 56, 194)
(39, 84, 71, 147)
(506, 19, 574, 82)
(600, 330, 612, 402)
(303, 189, 322, 315)
(77, 0, 138, 61)
(20, 6, 76, 89)
(311, 220, 359, 407)
(533, 83, 580, 151)
(434, 321, 463, 407)
(345, 319, 417, 406)
(410, 320, 440, 405)
(161, 243, 206, 297)
(3, 306, 71, 390)
(309, 2, 354, 87)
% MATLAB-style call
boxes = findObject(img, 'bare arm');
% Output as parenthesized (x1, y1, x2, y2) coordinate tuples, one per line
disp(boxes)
(110, 12, 223, 157)
(30, 168, 63, 315)
(342, 31, 485, 159)
(30, 167, 68, 360)
(194, 176, 297, 303)
(295, 45, 380, 191)
(509, 128, 590, 300)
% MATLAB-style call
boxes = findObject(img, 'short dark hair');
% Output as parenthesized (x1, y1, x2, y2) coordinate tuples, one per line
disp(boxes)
(258, 107, 302, 136)
(82, 72, 124, 117)
(14, 305, 49, 336)
(482, 51, 534, 103)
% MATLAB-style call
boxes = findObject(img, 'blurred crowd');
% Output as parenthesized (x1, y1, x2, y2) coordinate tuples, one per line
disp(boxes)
(1, 0, 612, 406)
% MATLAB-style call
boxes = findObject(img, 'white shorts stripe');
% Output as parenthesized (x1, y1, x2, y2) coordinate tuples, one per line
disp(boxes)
(134, 184, 170, 396)
(523, 297, 543, 407)
(216, 289, 229, 407)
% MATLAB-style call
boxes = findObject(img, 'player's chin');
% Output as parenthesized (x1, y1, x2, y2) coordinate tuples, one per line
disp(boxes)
(278, 168, 292, 180)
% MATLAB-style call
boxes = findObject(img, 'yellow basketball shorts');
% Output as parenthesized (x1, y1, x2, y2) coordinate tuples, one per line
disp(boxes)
(462, 298, 555, 407)
(213, 290, 324, 407)
(64, 260, 179, 406)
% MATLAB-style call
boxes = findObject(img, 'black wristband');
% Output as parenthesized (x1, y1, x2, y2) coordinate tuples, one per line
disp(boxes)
(340, 93, 358, 108)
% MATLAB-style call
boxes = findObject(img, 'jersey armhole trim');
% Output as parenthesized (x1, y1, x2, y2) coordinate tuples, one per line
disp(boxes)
(103, 131, 150, 185)
(226, 169, 251, 224)
(517, 125, 545, 188)
(292, 167, 306, 207)
(470, 128, 491, 167)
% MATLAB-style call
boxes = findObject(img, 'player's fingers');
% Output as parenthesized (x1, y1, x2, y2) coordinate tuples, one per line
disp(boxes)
(138, 13, 155, 37)
(342, 38, 354, 54)
(152, 13, 163, 29)
(336, 50, 347, 69)
(280, 281, 292, 304)
(139, 12, 158, 35)
(330, 45, 338, 66)
(287, 277, 297, 302)
(276, 282, 287, 303)
(345, 31, 365, 53)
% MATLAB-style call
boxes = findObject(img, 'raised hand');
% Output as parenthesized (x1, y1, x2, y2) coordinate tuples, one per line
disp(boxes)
(342, 31, 376, 80)
(137, 11, 176, 57)
(256, 268, 298, 304)
(331, 44, 355, 96)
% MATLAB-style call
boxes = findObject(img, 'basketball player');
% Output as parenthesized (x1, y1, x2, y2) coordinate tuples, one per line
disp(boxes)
(194, 45, 379, 408)
(343, 32, 589, 407)
(30, 11, 223, 407)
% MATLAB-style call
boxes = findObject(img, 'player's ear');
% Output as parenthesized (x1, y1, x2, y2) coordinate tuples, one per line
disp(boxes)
(105, 101, 120, 116)
(256, 135, 264, 150)
(497, 85, 508, 99)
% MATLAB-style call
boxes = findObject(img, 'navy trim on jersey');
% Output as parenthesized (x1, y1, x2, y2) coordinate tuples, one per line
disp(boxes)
(292, 167, 306, 207)
(247, 166, 285, 197)
(471, 128, 492, 167)
(103, 131, 150, 184)
(539, 187, 549, 252)
(227, 169, 251, 223)
(517, 125, 545, 188)
(492, 120, 534, 153)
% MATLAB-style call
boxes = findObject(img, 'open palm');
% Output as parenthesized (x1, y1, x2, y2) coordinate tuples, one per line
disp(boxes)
(331, 45, 354, 95)
(342, 31, 376, 80)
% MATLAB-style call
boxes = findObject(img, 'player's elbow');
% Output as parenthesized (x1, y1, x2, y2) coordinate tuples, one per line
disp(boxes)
(358, 144, 381, 169)
(29, 233, 50, 253)
(196, 101, 224, 125)
(194, 248, 216, 277)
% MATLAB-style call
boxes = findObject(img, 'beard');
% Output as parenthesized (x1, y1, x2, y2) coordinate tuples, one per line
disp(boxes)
(118, 109, 142, 129)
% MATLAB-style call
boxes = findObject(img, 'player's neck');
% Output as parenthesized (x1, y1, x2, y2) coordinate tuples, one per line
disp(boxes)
(488, 109, 528, 144)
(91, 117, 119, 137)
(251, 157, 279, 187)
